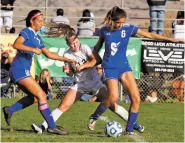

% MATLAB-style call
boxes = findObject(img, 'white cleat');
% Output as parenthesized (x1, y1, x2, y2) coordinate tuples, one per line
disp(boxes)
(31, 123, 43, 134)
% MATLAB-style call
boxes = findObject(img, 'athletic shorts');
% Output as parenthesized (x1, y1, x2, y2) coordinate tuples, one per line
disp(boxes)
(9, 67, 31, 83)
(70, 79, 106, 95)
(104, 62, 132, 81)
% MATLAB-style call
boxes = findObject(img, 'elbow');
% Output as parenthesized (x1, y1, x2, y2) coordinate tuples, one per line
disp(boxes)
(13, 43, 19, 50)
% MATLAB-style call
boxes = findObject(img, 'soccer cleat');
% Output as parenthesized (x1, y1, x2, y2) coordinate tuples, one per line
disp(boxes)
(135, 125, 144, 133)
(2, 106, 12, 126)
(47, 126, 68, 135)
(123, 130, 137, 136)
(31, 124, 45, 134)
(88, 118, 97, 131)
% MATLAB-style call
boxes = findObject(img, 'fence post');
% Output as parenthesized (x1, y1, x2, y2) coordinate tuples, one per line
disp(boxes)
(45, 0, 48, 21)
(121, 0, 124, 9)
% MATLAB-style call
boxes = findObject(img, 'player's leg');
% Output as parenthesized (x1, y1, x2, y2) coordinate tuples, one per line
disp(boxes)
(3, 77, 66, 135)
(89, 87, 144, 132)
(88, 79, 119, 130)
(120, 71, 141, 134)
(32, 85, 81, 133)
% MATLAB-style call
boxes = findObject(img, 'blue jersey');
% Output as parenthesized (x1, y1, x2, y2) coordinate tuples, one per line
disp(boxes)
(11, 27, 45, 70)
(99, 24, 139, 69)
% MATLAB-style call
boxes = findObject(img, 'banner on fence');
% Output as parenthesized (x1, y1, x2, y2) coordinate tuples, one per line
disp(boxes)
(35, 37, 141, 79)
(0, 34, 35, 78)
(141, 40, 184, 74)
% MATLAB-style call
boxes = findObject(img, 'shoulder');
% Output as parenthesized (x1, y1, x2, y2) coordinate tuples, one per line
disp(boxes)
(64, 48, 72, 57)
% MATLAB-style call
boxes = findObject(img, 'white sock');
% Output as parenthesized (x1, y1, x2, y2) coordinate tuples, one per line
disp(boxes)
(42, 108, 63, 129)
(115, 105, 129, 122)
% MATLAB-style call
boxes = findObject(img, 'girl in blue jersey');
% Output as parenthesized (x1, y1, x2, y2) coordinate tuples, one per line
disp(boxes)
(2, 9, 76, 135)
(89, 6, 182, 135)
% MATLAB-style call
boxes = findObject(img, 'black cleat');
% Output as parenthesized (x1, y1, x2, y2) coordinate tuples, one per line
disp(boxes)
(47, 126, 68, 135)
(2, 106, 12, 126)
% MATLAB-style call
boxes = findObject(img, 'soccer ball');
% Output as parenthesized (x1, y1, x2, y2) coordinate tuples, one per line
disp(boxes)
(104, 121, 123, 137)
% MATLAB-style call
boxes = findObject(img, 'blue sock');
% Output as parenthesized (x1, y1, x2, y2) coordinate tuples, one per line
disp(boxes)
(39, 103, 56, 129)
(8, 96, 34, 114)
(126, 112, 138, 132)
(133, 122, 140, 130)
(91, 102, 108, 120)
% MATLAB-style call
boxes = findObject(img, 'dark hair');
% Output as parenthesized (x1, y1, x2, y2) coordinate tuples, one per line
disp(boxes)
(103, 6, 127, 31)
(25, 9, 42, 27)
(176, 11, 184, 19)
(110, 6, 127, 21)
(57, 9, 64, 16)
(10, 27, 15, 33)
(79, 9, 91, 23)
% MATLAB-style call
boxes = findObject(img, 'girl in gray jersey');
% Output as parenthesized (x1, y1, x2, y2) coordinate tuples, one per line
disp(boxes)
(31, 29, 144, 134)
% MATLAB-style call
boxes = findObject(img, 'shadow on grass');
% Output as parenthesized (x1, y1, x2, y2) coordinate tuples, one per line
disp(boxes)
(1, 127, 34, 133)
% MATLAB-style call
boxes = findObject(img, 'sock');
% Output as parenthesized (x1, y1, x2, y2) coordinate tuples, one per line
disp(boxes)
(114, 105, 128, 122)
(126, 112, 138, 132)
(133, 122, 141, 130)
(42, 108, 63, 129)
(91, 102, 108, 120)
(8, 96, 34, 114)
(39, 103, 56, 129)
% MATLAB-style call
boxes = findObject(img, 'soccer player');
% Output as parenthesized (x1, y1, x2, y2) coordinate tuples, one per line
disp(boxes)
(88, 6, 183, 135)
(31, 30, 144, 134)
(2, 9, 76, 135)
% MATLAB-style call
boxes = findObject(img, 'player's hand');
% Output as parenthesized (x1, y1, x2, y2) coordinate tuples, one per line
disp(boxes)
(75, 65, 84, 72)
(0, 4, 2, 8)
(33, 48, 42, 55)
(66, 59, 76, 64)
(63, 64, 71, 73)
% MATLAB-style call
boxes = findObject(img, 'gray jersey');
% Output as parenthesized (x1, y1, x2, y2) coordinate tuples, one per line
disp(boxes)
(64, 44, 100, 83)
(51, 16, 70, 25)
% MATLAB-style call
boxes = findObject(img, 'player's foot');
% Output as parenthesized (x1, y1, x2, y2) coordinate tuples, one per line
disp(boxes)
(134, 125, 144, 133)
(88, 118, 97, 131)
(123, 130, 137, 136)
(2, 106, 12, 126)
(31, 124, 45, 134)
(47, 126, 68, 135)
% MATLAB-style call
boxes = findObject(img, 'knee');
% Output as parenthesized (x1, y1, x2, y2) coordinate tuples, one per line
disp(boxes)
(37, 91, 47, 102)
(107, 93, 119, 106)
(131, 95, 140, 105)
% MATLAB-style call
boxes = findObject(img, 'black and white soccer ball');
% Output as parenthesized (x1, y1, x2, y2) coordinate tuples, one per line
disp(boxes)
(104, 121, 123, 137)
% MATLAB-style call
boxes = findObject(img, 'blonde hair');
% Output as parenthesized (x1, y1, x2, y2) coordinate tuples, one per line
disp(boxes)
(38, 69, 51, 83)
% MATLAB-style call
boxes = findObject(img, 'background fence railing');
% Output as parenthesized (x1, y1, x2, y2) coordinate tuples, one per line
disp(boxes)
(4, 73, 184, 103)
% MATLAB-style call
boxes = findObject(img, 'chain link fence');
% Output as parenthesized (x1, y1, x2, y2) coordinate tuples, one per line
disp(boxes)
(3, 73, 184, 103)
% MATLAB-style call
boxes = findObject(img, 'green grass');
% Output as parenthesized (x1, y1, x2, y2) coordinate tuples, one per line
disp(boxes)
(1, 99, 184, 142)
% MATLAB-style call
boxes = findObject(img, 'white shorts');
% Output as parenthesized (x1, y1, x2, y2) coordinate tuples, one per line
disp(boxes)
(70, 79, 106, 95)
(0, 10, 13, 29)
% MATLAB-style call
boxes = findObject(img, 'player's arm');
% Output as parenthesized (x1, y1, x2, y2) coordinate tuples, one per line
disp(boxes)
(93, 37, 104, 65)
(136, 29, 184, 43)
(94, 37, 104, 53)
(76, 53, 96, 72)
(63, 64, 74, 77)
(13, 36, 42, 55)
(41, 48, 76, 63)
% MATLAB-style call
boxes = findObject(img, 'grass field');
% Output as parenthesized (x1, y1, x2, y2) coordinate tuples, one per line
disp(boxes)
(1, 99, 184, 142)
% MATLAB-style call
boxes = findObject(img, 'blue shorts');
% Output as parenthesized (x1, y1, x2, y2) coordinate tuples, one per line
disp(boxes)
(103, 64, 132, 81)
(9, 66, 31, 83)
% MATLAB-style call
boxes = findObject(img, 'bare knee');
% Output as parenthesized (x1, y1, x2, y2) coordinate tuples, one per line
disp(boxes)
(37, 91, 47, 103)
(105, 93, 119, 107)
